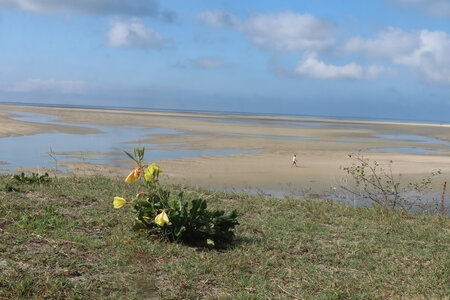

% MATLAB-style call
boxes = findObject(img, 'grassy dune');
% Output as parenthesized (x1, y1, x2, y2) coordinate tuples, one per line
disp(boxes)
(0, 174, 448, 299)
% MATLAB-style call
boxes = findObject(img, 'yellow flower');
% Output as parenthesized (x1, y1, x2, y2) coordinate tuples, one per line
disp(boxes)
(113, 196, 128, 209)
(125, 168, 141, 183)
(155, 210, 169, 226)
(144, 163, 162, 182)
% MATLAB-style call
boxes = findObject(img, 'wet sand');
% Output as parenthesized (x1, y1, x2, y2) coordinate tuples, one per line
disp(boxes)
(1, 104, 449, 196)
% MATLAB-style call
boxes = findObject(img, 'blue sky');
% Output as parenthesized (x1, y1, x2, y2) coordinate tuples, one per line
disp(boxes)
(0, 0, 449, 122)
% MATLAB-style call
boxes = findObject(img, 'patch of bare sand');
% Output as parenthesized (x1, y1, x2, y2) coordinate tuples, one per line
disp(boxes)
(157, 149, 450, 193)
(19, 149, 448, 197)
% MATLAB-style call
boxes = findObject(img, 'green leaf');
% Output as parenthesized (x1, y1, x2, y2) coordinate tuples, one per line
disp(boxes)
(124, 150, 135, 161)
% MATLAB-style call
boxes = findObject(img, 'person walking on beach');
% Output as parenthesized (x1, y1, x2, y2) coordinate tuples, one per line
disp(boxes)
(292, 154, 297, 167)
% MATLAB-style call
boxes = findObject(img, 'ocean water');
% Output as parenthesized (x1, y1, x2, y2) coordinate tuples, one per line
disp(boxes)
(1, 101, 450, 125)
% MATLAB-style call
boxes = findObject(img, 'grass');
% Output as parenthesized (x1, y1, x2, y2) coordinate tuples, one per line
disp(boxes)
(0, 174, 448, 299)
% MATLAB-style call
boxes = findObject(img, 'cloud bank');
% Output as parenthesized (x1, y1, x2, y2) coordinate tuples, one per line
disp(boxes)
(197, 11, 333, 52)
(198, 10, 450, 85)
(345, 28, 450, 85)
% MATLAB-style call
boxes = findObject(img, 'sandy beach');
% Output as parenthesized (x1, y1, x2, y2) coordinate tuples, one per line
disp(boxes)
(1, 104, 449, 197)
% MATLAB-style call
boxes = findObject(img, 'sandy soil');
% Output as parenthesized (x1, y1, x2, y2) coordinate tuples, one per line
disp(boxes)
(1, 104, 449, 196)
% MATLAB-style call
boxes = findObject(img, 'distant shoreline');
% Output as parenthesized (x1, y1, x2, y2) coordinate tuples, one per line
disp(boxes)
(1, 101, 449, 126)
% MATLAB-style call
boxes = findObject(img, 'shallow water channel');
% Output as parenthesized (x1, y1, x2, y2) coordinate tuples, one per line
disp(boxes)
(0, 111, 260, 171)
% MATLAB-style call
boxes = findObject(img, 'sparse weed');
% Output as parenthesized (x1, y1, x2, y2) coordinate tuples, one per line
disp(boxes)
(341, 152, 442, 212)
(13, 172, 51, 184)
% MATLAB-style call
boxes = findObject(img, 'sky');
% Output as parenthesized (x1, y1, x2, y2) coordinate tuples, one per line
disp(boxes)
(0, 0, 450, 122)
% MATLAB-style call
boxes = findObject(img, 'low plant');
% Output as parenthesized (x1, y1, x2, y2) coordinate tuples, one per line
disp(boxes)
(114, 147, 238, 248)
(12, 172, 51, 184)
(3, 182, 20, 192)
(340, 152, 441, 211)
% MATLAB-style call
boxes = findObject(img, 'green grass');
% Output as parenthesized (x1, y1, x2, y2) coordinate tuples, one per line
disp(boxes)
(0, 174, 448, 299)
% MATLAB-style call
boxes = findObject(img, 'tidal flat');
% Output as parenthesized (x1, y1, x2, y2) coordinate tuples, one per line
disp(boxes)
(1, 104, 449, 200)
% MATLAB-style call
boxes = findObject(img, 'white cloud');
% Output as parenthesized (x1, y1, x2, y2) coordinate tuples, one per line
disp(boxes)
(197, 10, 333, 52)
(295, 54, 385, 80)
(197, 10, 450, 85)
(0, 0, 160, 16)
(395, 30, 450, 85)
(243, 12, 333, 51)
(190, 56, 225, 69)
(107, 18, 166, 49)
(5, 79, 88, 94)
(392, 0, 450, 17)
(344, 28, 450, 85)
(344, 27, 419, 59)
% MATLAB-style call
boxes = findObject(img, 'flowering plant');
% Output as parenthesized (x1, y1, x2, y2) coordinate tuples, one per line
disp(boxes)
(114, 147, 238, 248)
